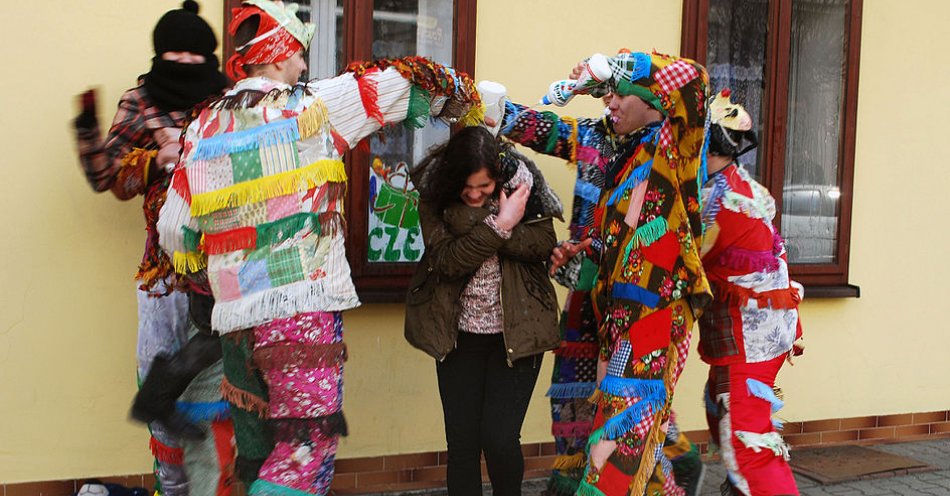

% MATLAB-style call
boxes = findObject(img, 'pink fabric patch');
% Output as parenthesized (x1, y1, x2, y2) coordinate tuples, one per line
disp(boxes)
(266, 194, 300, 222)
(254, 312, 344, 419)
(624, 181, 649, 228)
(576, 146, 604, 167)
(257, 432, 339, 494)
(214, 267, 242, 302)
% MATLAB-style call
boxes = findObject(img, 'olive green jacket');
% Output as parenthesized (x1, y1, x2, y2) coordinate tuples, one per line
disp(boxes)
(404, 200, 560, 363)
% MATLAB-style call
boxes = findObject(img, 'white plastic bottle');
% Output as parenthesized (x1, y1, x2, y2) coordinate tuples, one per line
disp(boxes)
(540, 53, 612, 106)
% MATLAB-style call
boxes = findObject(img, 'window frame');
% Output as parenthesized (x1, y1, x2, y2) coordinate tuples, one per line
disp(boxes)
(681, 0, 862, 297)
(224, 0, 477, 302)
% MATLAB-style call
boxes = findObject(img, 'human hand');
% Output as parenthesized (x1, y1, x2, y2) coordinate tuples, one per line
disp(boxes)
(154, 127, 182, 149)
(548, 237, 593, 276)
(156, 142, 182, 172)
(74, 89, 98, 129)
(484, 116, 498, 128)
(569, 61, 586, 80)
(787, 337, 805, 365)
(495, 183, 529, 231)
(589, 438, 617, 471)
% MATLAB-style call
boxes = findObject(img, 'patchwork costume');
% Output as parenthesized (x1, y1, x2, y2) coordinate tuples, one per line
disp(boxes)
(158, 2, 482, 494)
(699, 91, 802, 496)
(73, 2, 232, 494)
(498, 56, 703, 495)
(577, 52, 711, 496)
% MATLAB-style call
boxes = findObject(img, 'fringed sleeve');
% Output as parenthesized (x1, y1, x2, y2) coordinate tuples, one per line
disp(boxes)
(313, 57, 482, 151)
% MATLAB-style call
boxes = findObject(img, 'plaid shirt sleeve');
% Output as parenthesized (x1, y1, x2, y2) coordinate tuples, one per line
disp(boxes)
(75, 89, 150, 197)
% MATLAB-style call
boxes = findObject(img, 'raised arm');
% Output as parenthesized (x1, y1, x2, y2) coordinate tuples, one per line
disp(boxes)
(313, 57, 482, 151)
(74, 90, 148, 199)
(500, 101, 605, 165)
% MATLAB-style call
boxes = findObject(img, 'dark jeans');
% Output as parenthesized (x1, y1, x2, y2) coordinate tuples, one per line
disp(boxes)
(436, 332, 543, 496)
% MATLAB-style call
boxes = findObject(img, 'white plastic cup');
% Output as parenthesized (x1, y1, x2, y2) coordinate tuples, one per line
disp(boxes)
(478, 80, 507, 136)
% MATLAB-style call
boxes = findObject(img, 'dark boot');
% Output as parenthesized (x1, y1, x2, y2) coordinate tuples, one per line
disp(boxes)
(130, 333, 223, 440)
(720, 478, 741, 496)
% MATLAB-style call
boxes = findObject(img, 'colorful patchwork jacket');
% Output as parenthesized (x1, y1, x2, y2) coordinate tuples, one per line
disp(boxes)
(698, 163, 803, 366)
(158, 58, 480, 333)
(591, 56, 712, 360)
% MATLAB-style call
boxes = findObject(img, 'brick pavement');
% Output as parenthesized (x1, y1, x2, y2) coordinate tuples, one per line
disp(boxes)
(369, 438, 950, 495)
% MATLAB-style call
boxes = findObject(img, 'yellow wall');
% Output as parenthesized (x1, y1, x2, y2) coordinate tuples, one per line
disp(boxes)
(2, 0, 949, 485)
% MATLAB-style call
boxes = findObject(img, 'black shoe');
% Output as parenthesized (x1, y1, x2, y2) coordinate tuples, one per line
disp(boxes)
(131, 355, 207, 440)
(720, 478, 740, 496)
(674, 460, 705, 496)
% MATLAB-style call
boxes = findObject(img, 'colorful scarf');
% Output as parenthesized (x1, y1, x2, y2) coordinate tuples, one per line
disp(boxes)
(225, 0, 315, 80)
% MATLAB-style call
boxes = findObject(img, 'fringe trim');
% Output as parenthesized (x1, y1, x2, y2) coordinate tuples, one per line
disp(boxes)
(746, 378, 784, 413)
(719, 247, 780, 273)
(404, 85, 431, 130)
(204, 227, 257, 255)
(171, 166, 191, 203)
(547, 472, 581, 496)
(252, 342, 348, 370)
(607, 161, 653, 206)
(552, 420, 594, 438)
(190, 159, 346, 217)
(204, 212, 342, 255)
(272, 411, 349, 441)
(220, 377, 268, 417)
(565, 116, 580, 165)
(547, 382, 597, 399)
(182, 226, 203, 252)
(577, 480, 607, 496)
(627, 342, 679, 496)
(330, 129, 349, 155)
(212, 281, 360, 333)
(357, 69, 385, 125)
(713, 282, 802, 310)
(176, 400, 231, 423)
(635, 217, 668, 247)
(149, 436, 184, 465)
(248, 479, 315, 496)
(296, 100, 329, 140)
(257, 212, 324, 247)
(553, 452, 586, 470)
(553, 341, 599, 359)
(173, 251, 207, 274)
(458, 103, 485, 128)
(598, 376, 666, 401)
(192, 118, 299, 161)
(602, 399, 661, 440)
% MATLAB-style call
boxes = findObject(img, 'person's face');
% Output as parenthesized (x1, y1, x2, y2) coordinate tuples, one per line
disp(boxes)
(278, 50, 308, 85)
(460, 168, 496, 208)
(161, 51, 206, 64)
(607, 93, 660, 135)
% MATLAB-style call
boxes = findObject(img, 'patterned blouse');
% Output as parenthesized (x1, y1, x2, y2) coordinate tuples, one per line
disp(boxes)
(456, 165, 532, 334)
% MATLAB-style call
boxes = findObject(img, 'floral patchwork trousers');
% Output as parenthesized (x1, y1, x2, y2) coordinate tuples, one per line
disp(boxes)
(245, 311, 347, 496)
(580, 300, 695, 496)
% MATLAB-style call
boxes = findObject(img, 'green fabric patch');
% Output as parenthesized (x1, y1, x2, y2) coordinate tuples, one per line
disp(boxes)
(267, 248, 305, 286)
(182, 226, 202, 252)
(220, 335, 272, 462)
(231, 148, 264, 184)
(404, 85, 431, 130)
(575, 257, 600, 292)
(258, 212, 322, 248)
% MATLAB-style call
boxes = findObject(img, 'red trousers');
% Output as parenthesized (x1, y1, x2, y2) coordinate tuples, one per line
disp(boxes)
(708, 355, 798, 496)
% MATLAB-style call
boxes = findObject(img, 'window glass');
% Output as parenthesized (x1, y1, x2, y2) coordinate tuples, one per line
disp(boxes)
(706, 0, 770, 181)
(367, 0, 454, 263)
(781, 0, 847, 264)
